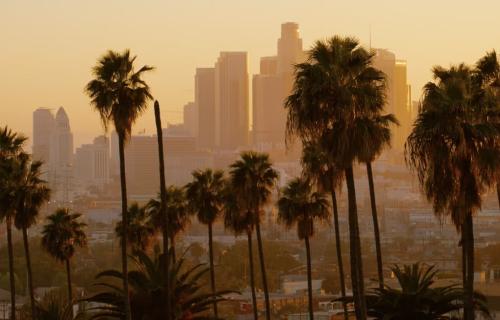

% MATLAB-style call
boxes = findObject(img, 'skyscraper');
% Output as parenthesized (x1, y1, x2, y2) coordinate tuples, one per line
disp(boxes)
(214, 52, 249, 150)
(183, 101, 198, 138)
(49, 107, 74, 203)
(74, 135, 110, 192)
(195, 68, 216, 149)
(253, 22, 305, 150)
(33, 108, 55, 178)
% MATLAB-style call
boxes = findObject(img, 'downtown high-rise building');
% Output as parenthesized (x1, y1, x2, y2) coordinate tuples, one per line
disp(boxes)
(33, 108, 55, 179)
(253, 22, 305, 151)
(195, 68, 216, 150)
(74, 135, 110, 192)
(373, 49, 413, 151)
(214, 52, 249, 150)
(183, 101, 198, 138)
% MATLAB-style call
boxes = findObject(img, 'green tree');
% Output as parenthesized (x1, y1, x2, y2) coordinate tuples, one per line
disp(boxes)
(185, 169, 225, 318)
(115, 203, 157, 252)
(147, 186, 190, 261)
(229, 152, 278, 320)
(286, 36, 392, 319)
(85, 49, 153, 320)
(13, 157, 50, 318)
(406, 60, 500, 320)
(301, 141, 348, 318)
(0, 126, 28, 319)
(41, 208, 87, 318)
(278, 177, 330, 320)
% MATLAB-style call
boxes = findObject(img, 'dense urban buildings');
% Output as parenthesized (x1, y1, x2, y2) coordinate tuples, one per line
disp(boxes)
(195, 67, 216, 150)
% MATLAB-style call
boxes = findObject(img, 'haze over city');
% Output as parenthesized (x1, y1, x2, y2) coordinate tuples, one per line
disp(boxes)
(2, 0, 500, 147)
(1, 1, 500, 320)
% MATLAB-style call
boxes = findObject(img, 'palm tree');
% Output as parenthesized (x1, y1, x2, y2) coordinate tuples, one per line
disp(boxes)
(349, 263, 491, 320)
(278, 177, 330, 320)
(406, 62, 500, 320)
(229, 151, 278, 320)
(285, 36, 392, 320)
(147, 186, 190, 261)
(13, 158, 50, 318)
(85, 49, 153, 320)
(185, 169, 226, 318)
(41, 208, 87, 317)
(115, 203, 157, 252)
(301, 141, 348, 318)
(0, 126, 28, 320)
(83, 249, 231, 320)
(223, 190, 258, 320)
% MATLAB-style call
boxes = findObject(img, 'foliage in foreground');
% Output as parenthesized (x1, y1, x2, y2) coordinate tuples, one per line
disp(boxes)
(81, 249, 232, 320)
(341, 263, 491, 320)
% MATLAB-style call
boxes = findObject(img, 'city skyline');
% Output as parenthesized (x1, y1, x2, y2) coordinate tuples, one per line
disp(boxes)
(2, 0, 500, 148)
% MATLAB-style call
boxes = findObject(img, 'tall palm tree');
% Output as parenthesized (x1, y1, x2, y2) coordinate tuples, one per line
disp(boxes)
(147, 186, 190, 262)
(229, 152, 278, 320)
(185, 169, 225, 318)
(278, 177, 330, 320)
(285, 36, 391, 320)
(223, 190, 259, 320)
(41, 208, 87, 318)
(406, 62, 500, 320)
(301, 141, 348, 318)
(13, 158, 50, 318)
(85, 49, 153, 320)
(0, 127, 28, 320)
(115, 203, 157, 252)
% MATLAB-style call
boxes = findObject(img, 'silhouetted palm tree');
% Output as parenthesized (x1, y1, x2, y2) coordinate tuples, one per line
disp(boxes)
(85, 49, 153, 320)
(301, 141, 348, 318)
(0, 126, 28, 320)
(147, 186, 190, 261)
(345, 263, 491, 320)
(83, 249, 231, 320)
(406, 61, 500, 320)
(278, 177, 330, 320)
(229, 152, 278, 320)
(41, 208, 87, 318)
(286, 36, 392, 320)
(185, 169, 226, 318)
(223, 189, 258, 320)
(13, 158, 50, 317)
(116, 203, 157, 252)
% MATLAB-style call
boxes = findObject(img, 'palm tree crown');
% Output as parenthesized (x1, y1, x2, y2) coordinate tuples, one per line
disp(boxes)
(116, 203, 157, 252)
(85, 49, 154, 138)
(278, 177, 330, 239)
(185, 169, 225, 225)
(41, 208, 87, 263)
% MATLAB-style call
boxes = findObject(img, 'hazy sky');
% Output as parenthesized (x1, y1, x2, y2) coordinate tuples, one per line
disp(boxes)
(1, 0, 499, 148)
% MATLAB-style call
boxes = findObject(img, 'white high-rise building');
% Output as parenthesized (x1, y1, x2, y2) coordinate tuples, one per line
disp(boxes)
(33, 108, 55, 179)
(49, 107, 74, 203)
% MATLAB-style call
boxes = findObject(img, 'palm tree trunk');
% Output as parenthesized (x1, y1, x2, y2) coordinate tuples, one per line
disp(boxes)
(461, 223, 468, 319)
(170, 237, 176, 263)
(21, 227, 35, 319)
(118, 135, 131, 320)
(255, 220, 271, 320)
(305, 235, 314, 320)
(208, 222, 218, 318)
(154, 101, 170, 320)
(6, 218, 16, 320)
(366, 162, 384, 288)
(465, 213, 475, 320)
(497, 182, 500, 209)
(330, 189, 348, 320)
(65, 259, 74, 319)
(344, 166, 367, 320)
(247, 230, 258, 320)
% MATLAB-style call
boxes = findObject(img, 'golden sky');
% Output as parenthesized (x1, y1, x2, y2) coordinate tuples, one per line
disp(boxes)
(1, 0, 499, 148)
